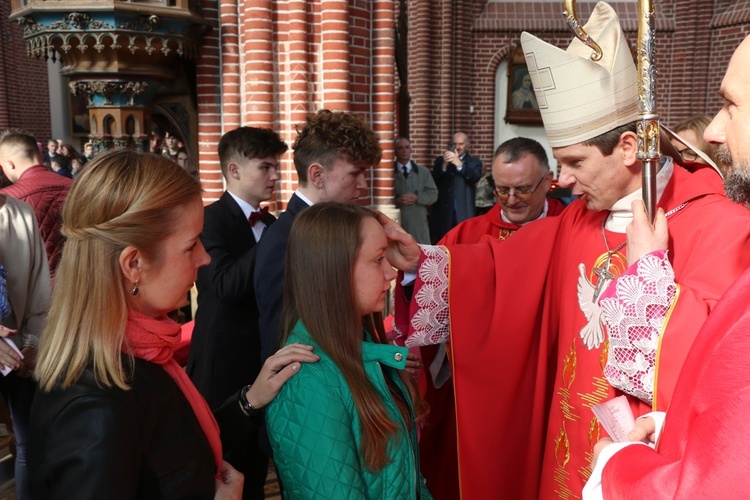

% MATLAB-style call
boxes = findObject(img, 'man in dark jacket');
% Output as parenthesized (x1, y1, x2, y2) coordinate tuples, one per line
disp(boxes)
(187, 126, 287, 500)
(0, 129, 71, 278)
(430, 132, 483, 242)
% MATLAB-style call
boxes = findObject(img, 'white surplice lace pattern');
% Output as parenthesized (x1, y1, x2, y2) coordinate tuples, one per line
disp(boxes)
(598, 252, 677, 405)
(404, 245, 451, 348)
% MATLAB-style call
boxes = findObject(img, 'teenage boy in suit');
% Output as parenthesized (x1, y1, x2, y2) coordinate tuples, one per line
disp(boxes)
(188, 126, 287, 499)
(254, 110, 382, 364)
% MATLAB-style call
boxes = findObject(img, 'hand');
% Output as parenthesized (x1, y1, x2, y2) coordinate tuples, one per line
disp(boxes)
(443, 151, 460, 168)
(244, 343, 319, 409)
(405, 352, 422, 381)
(0, 330, 21, 372)
(591, 437, 614, 470)
(215, 460, 244, 500)
(17, 346, 37, 378)
(0, 325, 17, 338)
(626, 416, 656, 444)
(591, 416, 656, 469)
(397, 193, 418, 206)
(375, 211, 421, 273)
(626, 200, 668, 267)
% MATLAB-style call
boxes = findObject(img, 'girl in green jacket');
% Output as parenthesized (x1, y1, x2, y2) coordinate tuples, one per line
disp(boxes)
(267, 202, 431, 499)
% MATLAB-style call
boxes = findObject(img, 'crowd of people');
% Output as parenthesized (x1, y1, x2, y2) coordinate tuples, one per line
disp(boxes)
(2, 1, 750, 498)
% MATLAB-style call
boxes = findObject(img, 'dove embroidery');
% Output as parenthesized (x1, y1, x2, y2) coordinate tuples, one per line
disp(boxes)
(577, 262, 612, 350)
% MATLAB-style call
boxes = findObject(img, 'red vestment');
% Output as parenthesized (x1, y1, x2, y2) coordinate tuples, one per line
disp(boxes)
(601, 267, 750, 498)
(440, 199, 566, 245)
(419, 198, 566, 500)
(396, 164, 750, 499)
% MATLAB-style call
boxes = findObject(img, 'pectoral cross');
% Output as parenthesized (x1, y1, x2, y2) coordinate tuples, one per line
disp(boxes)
(591, 252, 615, 303)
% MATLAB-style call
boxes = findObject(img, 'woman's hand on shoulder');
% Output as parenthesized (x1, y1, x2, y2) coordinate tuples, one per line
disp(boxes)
(245, 343, 320, 409)
(215, 460, 243, 500)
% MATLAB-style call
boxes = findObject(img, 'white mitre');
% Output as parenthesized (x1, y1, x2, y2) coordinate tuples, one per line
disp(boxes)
(520, 2, 638, 147)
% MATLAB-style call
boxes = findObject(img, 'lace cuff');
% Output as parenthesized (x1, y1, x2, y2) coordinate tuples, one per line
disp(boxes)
(598, 250, 676, 405)
(403, 245, 450, 348)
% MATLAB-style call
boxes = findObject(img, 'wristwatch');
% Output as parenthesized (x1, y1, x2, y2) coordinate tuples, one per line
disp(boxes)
(238, 384, 262, 417)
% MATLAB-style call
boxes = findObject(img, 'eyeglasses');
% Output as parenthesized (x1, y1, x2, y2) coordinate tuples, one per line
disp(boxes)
(494, 175, 547, 201)
(676, 147, 698, 163)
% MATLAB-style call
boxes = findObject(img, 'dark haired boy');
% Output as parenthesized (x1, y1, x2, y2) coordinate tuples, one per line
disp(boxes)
(187, 126, 288, 500)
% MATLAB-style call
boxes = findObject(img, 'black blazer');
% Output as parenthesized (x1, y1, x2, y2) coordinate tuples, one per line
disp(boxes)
(187, 191, 275, 409)
(254, 193, 310, 363)
(29, 358, 216, 499)
(430, 152, 483, 242)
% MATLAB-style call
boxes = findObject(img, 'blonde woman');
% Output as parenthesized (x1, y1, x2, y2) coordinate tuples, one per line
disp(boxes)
(28, 150, 317, 499)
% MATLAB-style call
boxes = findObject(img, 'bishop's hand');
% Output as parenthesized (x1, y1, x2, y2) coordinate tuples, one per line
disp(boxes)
(626, 200, 668, 267)
(375, 211, 420, 273)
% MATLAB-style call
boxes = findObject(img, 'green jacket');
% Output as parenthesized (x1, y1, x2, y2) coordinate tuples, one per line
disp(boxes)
(267, 321, 431, 499)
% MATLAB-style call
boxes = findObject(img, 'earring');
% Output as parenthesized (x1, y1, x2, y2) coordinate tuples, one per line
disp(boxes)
(130, 280, 139, 296)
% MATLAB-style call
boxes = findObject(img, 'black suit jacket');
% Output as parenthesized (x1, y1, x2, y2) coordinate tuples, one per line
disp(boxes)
(430, 152, 483, 242)
(254, 193, 310, 363)
(187, 191, 275, 409)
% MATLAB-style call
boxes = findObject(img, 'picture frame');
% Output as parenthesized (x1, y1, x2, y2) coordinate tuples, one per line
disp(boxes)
(505, 45, 543, 125)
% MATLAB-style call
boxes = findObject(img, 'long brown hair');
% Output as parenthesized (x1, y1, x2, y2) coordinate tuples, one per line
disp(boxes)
(282, 202, 424, 471)
(36, 149, 202, 392)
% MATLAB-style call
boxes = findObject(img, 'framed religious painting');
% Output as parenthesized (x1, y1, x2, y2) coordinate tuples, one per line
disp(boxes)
(505, 45, 543, 125)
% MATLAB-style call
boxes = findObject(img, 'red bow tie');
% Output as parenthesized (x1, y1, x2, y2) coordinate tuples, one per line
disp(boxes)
(249, 206, 269, 226)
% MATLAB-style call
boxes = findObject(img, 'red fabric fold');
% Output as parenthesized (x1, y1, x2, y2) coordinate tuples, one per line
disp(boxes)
(124, 309, 223, 477)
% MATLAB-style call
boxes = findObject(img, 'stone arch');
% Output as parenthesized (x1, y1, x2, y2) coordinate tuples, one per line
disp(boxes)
(103, 114, 116, 136)
(487, 45, 511, 75)
(125, 114, 136, 136)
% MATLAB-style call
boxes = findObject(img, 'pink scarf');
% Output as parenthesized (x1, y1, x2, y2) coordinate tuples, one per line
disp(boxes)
(124, 309, 223, 477)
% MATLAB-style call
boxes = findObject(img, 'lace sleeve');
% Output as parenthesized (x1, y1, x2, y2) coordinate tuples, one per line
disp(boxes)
(402, 245, 451, 348)
(598, 250, 677, 405)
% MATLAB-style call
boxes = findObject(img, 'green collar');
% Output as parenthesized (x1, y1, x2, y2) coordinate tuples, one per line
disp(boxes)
(289, 320, 408, 370)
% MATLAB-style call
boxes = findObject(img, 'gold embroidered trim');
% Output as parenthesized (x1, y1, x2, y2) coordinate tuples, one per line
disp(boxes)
(653, 283, 681, 410)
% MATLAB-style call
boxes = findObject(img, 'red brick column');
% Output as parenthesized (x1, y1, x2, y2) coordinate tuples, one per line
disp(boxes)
(220, 0, 241, 131)
(275, 0, 310, 211)
(321, 0, 351, 111)
(197, 0, 224, 203)
(242, 0, 275, 126)
(371, 0, 396, 208)
(437, 1, 455, 156)
(408, 0, 449, 167)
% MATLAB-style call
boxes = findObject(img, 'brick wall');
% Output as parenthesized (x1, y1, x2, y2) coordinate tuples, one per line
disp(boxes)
(0, 1, 51, 141)
(197, 0, 395, 209)
(192, 0, 750, 194)
(707, 1, 750, 113)
(405, 0, 750, 173)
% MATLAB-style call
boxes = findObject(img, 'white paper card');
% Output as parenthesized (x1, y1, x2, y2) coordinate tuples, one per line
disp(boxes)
(592, 395, 636, 443)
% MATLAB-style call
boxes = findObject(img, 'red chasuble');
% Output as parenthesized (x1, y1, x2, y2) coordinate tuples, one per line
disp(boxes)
(398, 164, 750, 499)
(418, 198, 566, 500)
(602, 267, 750, 498)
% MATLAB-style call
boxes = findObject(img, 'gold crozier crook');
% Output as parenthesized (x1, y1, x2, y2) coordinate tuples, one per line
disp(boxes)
(562, 0, 660, 221)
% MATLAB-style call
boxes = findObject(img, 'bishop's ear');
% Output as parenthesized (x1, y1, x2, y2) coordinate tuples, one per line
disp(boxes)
(618, 130, 639, 167)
